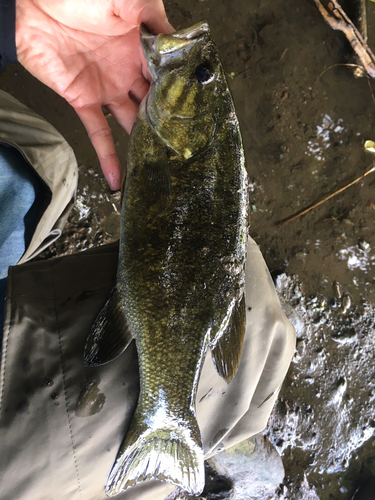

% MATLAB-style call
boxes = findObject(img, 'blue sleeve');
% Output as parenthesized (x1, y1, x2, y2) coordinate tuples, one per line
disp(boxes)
(0, 0, 18, 70)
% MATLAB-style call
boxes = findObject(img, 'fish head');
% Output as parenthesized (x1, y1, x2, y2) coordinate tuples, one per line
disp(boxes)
(141, 22, 227, 159)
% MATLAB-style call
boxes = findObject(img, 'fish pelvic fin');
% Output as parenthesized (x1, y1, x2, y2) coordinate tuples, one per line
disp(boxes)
(211, 293, 246, 383)
(84, 286, 133, 366)
(105, 416, 205, 497)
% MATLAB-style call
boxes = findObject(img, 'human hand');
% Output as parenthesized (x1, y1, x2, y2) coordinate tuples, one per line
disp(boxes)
(16, 0, 174, 190)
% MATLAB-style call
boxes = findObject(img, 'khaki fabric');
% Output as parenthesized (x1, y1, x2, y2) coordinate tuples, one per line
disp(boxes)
(0, 89, 78, 263)
(0, 237, 295, 500)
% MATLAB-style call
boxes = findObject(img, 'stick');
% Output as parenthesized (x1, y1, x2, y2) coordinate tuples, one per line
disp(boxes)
(278, 162, 375, 228)
(316, 62, 363, 83)
(351, 0, 367, 77)
(314, 0, 375, 78)
(357, 0, 367, 42)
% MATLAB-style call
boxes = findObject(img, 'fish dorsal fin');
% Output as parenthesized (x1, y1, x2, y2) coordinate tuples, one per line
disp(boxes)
(84, 286, 133, 367)
(210, 294, 246, 383)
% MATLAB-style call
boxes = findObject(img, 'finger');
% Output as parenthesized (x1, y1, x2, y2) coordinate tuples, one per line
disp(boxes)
(75, 104, 122, 191)
(129, 75, 150, 105)
(146, 16, 174, 35)
(142, 16, 175, 35)
(138, 1, 175, 34)
(107, 98, 139, 135)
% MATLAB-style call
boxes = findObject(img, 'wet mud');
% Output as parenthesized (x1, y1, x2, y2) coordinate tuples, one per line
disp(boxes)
(1, 0, 375, 498)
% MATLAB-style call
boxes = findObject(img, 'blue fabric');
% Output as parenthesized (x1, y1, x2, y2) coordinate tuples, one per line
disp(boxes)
(0, 144, 38, 276)
(0, 143, 48, 349)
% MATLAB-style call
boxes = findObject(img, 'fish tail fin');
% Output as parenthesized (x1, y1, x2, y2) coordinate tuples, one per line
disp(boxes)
(105, 415, 205, 497)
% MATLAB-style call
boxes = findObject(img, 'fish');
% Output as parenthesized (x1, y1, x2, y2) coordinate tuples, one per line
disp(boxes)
(84, 20, 249, 497)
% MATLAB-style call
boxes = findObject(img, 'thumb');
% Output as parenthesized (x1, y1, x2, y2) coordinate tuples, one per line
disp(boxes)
(138, 0, 175, 34)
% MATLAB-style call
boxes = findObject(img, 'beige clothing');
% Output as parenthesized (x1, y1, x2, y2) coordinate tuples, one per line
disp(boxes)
(0, 89, 78, 263)
(0, 237, 295, 500)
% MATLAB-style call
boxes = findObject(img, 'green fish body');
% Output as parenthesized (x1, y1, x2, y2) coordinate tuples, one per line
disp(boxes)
(85, 21, 249, 497)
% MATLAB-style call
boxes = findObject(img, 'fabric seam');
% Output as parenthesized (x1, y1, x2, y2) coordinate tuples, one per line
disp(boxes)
(50, 260, 82, 498)
(0, 271, 12, 418)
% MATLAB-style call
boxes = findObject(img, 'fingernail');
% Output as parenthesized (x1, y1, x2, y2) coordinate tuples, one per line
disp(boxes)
(108, 171, 121, 191)
(165, 20, 175, 33)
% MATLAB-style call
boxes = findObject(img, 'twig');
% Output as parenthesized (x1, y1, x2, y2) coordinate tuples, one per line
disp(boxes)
(351, 0, 368, 77)
(278, 162, 375, 228)
(315, 185, 361, 226)
(355, 0, 367, 42)
(314, 62, 375, 108)
(314, 0, 375, 78)
(315, 62, 363, 83)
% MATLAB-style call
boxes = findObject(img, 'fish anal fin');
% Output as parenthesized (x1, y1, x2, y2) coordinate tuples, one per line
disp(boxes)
(211, 294, 246, 383)
(84, 286, 133, 367)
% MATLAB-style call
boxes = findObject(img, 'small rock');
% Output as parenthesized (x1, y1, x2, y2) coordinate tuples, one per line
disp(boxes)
(208, 433, 285, 499)
(295, 251, 308, 260)
(333, 281, 343, 299)
(165, 435, 283, 500)
(358, 240, 371, 253)
(342, 294, 351, 314)
(331, 327, 357, 344)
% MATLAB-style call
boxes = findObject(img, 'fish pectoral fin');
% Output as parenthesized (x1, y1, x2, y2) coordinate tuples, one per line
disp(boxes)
(210, 294, 246, 383)
(143, 150, 171, 212)
(84, 286, 133, 367)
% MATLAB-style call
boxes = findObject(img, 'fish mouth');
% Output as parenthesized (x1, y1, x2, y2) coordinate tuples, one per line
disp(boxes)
(140, 21, 210, 80)
(140, 24, 160, 80)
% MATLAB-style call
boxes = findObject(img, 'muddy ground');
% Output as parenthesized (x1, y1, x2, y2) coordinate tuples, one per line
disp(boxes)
(2, 0, 375, 498)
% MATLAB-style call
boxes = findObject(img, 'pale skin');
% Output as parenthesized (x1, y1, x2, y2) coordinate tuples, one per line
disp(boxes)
(15, 0, 174, 190)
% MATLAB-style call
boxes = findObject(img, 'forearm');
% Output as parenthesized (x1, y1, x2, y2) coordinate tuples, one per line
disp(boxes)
(0, 0, 17, 70)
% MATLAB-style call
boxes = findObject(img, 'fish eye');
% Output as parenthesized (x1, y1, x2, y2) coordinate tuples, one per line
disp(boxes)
(195, 63, 213, 84)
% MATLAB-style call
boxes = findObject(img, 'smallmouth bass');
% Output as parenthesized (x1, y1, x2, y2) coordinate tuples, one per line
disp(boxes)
(84, 21, 249, 497)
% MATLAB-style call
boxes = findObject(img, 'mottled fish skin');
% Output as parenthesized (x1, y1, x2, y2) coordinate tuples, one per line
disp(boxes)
(86, 21, 249, 497)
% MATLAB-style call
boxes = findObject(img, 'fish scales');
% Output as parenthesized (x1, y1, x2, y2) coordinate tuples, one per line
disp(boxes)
(84, 21, 249, 498)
